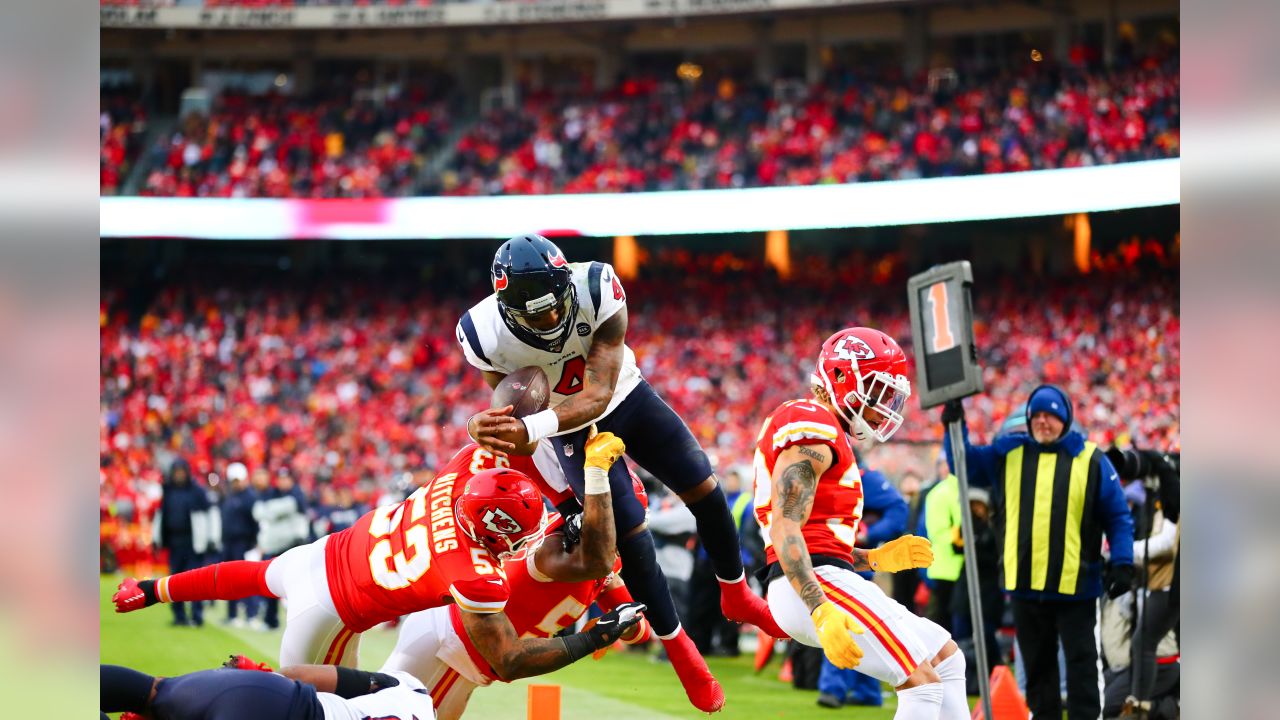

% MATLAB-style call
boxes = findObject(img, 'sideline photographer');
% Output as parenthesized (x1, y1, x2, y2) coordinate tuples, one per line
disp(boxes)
(1104, 447, 1180, 719)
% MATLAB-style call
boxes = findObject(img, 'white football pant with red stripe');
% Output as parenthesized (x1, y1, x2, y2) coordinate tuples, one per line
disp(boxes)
(381, 606, 492, 720)
(768, 564, 950, 688)
(262, 535, 362, 668)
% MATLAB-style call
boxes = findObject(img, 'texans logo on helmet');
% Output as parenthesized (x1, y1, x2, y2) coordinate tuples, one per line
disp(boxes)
(834, 335, 876, 361)
(482, 507, 524, 535)
(493, 268, 509, 291)
(548, 248, 569, 268)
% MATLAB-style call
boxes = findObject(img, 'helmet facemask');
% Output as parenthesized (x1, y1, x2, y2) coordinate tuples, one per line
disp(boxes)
(815, 355, 911, 443)
(498, 283, 578, 354)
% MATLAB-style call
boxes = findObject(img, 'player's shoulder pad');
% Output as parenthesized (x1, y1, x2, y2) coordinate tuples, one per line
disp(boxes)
(456, 304, 497, 371)
(450, 577, 510, 614)
(582, 261, 626, 321)
(769, 400, 842, 451)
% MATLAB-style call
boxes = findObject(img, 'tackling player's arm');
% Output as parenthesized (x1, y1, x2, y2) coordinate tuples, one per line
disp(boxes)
(459, 601, 645, 682)
(529, 505, 614, 583)
(277, 665, 400, 698)
(533, 429, 622, 581)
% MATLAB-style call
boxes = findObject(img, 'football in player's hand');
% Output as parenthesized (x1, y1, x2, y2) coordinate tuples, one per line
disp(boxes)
(492, 366, 550, 419)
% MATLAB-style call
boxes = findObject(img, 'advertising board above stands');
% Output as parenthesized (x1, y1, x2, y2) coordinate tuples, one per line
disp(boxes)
(101, 0, 900, 30)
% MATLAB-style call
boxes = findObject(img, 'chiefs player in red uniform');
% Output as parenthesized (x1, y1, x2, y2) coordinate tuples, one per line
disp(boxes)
(755, 327, 968, 720)
(379, 474, 654, 720)
(113, 431, 644, 678)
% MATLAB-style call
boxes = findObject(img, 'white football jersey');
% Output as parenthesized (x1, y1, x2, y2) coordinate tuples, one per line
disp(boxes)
(317, 671, 436, 720)
(457, 261, 643, 435)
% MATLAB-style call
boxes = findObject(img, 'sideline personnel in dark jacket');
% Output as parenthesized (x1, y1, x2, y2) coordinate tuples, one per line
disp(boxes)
(944, 384, 1134, 720)
(154, 458, 218, 627)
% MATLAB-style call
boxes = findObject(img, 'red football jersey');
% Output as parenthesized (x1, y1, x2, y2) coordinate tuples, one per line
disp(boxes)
(324, 443, 546, 632)
(752, 399, 865, 565)
(450, 516, 615, 682)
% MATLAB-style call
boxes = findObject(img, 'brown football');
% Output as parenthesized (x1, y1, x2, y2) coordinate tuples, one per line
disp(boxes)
(492, 366, 551, 419)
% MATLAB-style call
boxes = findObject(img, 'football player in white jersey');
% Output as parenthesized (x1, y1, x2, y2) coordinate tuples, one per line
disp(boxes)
(455, 233, 786, 713)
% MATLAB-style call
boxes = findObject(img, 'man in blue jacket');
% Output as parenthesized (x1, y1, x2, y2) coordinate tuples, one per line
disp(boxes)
(815, 465, 908, 709)
(219, 462, 260, 627)
(943, 385, 1134, 720)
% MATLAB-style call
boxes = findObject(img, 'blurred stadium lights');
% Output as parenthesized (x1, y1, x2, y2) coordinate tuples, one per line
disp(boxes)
(613, 235, 639, 280)
(676, 62, 704, 82)
(99, 159, 1179, 241)
(765, 230, 791, 280)
(1072, 212, 1092, 274)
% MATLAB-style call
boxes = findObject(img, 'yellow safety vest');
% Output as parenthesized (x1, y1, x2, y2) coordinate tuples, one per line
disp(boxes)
(1000, 441, 1103, 595)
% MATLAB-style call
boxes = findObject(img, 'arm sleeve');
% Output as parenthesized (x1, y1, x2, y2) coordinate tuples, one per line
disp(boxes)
(449, 578, 510, 615)
(942, 418, 999, 488)
(860, 471, 909, 546)
(1096, 454, 1135, 566)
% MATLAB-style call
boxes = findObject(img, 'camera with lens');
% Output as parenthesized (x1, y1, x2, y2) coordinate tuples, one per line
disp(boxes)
(1104, 447, 1177, 481)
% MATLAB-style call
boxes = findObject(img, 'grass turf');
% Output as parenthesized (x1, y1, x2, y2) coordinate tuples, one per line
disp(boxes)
(101, 574, 900, 719)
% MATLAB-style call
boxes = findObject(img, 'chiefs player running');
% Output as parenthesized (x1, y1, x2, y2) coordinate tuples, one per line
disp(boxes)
(379, 474, 654, 720)
(113, 430, 643, 679)
(755, 327, 968, 720)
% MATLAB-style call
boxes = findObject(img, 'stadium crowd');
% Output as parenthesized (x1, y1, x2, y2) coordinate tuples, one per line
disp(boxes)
(100, 246, 1177, 548)
(439, 53, 1178, 195)
(101, 90, 150, 196)
(103, 45, 1178, 198)
(133, 85, 454, 198)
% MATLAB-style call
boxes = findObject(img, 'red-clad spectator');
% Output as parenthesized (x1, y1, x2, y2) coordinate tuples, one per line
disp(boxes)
(138, 84, 452, 198)
(101, 242, 1178, 522)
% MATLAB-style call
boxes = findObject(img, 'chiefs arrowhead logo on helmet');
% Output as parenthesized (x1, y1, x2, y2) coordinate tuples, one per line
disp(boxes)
(547, 248, 569, 268)
(834, 335, 876, 361)
(481, 507, 524, 535)
(493, 268, 509, 291)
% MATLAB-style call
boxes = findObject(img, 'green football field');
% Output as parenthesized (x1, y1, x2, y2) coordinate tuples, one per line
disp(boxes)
(100, 574, 904, 719)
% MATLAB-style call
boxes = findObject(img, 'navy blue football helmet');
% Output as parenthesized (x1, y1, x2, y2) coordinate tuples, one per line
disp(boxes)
(491, 234, 578, 353)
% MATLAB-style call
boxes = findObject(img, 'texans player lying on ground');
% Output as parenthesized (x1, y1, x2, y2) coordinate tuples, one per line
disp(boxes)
(756, 327, 966, 720)
(101, 657, 437, 720)
(379, 473, 655, 720)
(114, 373, 643, 681)
(460, 234, 786, 712)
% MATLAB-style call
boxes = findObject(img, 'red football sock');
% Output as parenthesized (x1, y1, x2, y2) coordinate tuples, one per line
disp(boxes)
(157, 561, 275, 603)
(661, 628, 725, 713)
(719, 575, 790, 639)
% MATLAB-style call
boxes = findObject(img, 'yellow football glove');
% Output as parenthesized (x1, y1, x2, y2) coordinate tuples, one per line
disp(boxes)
(811, 601, 865, 669)
(866, 534, 935, 573)
(584, 428, 626, 471)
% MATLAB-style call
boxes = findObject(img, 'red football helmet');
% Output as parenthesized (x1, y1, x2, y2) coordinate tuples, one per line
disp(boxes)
(630, 469, 649, 517)
(455, 468, 546, 560)
(811, 327, 912, 443)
